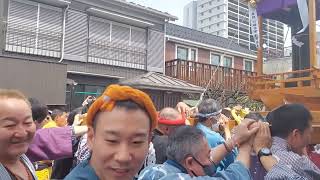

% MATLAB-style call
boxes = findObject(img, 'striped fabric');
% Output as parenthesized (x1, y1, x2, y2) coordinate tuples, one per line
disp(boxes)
(266, 137, 320, 180)
(0, 154, 37, 180)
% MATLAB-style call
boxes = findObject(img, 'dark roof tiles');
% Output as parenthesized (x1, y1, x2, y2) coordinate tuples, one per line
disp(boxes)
(166, 23, 256, 56)
(120, 72, 204, 93)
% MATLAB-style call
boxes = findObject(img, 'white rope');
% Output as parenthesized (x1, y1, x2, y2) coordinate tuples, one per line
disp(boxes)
(195, 6, 250, 107)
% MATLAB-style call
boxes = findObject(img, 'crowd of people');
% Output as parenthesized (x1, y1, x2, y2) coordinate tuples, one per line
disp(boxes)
(0, 84, 320, 180)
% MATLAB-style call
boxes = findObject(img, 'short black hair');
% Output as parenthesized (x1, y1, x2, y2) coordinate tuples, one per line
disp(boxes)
(266, 104, 312, 138)
(51, 109, 64, 120)
(67, 107, 83, 126)
(28, 98, 48, 124)
(245, 112, 266, 122)
(92, 100, 151, 130)
(197, 99, 221, 122)
(166, 125, 205, 163)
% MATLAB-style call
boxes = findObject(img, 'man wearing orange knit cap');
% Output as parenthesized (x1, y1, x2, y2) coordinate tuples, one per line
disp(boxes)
(65, 84, 158, 180)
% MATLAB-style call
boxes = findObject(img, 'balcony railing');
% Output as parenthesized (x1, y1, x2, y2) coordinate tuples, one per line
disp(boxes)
(3, 23, 147, 70)
(5, 23, 62, 58)
(165, 59, 256, 92)
(88, 38, 146, 70)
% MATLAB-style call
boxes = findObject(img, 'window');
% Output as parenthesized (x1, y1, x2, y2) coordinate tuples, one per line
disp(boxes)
(209, 9, 212, 13)
(201, 12, 204, 16)
(191, 49, 196, 61)
(209, 17, 212, 21)
(6, 1, 63, 57)
(223, 56, 233, 68)
(217, 31, 220, 35)
(176, 45, 197, 61)
(210, 54, 220, 65)
(217, 14, 220, 18)
(209, 1, 212, 5)
(217, 23, 220, 27)
(244, 60, 253, 71)
(217, 6, 220, 10)
(177, 46, 188, 60)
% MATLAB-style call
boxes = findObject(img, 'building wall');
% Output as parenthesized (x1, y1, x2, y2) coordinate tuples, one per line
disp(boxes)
(165, 41, 176, 61)
(234, 56, 243, 70)
(0, 0, 172, 106)
(263, 57, 292, 74)
(183, 1, 198, 29)
(3, 0, 168, 74)
(0, 57, 67, 105)
(197, 0, 227, 37)
(198, 48, 210, 63)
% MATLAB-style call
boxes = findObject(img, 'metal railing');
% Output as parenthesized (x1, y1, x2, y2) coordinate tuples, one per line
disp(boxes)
(5, 23, 62, 58)
(88, 38, 147, 70)
(3, 23, 148, 70)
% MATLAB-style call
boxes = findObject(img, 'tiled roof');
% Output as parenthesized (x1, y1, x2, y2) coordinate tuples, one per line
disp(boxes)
(119, 72, 204, 94)
(166, 23, 256, 56)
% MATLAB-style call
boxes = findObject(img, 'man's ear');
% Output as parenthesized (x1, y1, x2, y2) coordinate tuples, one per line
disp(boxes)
(87, 126, 95, 150)
(184, 156, 194, 169)
(292, 129, 301, 138)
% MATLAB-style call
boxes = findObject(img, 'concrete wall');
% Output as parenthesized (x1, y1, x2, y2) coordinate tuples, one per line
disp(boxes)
(0, 57, 67, 105)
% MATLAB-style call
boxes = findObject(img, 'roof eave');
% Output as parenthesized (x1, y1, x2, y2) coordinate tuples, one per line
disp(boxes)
(113, 0, 178, 21)
(123, 84, 204, 94)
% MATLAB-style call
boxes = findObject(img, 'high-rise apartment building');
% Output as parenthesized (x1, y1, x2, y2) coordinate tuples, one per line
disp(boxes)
(183, 0, 284, 54)
(183, 1, 198, 29)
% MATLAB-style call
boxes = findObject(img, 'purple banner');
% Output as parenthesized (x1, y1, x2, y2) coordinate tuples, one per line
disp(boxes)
(256, 0, 320, 23)
(257, 0, 297, 16)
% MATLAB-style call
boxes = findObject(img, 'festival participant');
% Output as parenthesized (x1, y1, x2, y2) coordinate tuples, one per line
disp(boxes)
(139, 120, 259, 180)
(50, 107, 84, 179)
(28, 98, 49, 129)
(0, 89, 88, 180)
(176, 101, 198, 125)
(152, 107, 186, 164)
(43, 109, 68, 128)
(0, 89, 37, 179)
(265, 104, 320, 179)
(65, 84, 158, 180)
(196, 99, 237, 171)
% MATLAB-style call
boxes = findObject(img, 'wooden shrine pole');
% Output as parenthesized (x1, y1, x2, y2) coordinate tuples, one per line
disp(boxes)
(309, 0, 317, 68)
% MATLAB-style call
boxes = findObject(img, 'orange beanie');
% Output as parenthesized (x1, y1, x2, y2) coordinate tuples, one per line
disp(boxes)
(86, 84, 158, 130)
